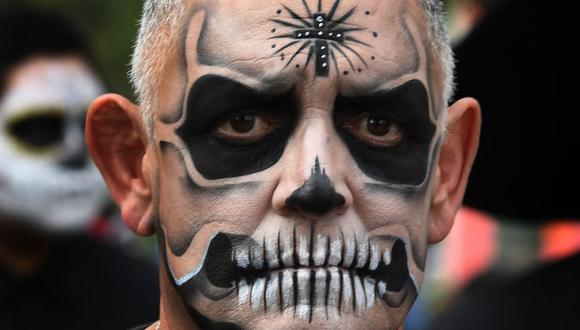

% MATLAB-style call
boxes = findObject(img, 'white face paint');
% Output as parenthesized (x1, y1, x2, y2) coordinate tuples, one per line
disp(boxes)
(0, 56, 109, 232)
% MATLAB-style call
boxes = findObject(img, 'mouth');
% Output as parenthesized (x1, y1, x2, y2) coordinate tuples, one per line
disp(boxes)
(173, 229, 416, 320)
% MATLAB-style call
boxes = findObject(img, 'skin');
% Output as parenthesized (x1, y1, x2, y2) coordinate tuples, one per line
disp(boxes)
(87, 0, 481, 329)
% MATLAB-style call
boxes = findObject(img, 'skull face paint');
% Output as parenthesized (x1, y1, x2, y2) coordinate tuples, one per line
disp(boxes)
(0, 56, 109, 232)
(153, 0, 443, 329)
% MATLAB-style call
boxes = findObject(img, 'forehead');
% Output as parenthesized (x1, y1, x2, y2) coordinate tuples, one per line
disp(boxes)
(181, 0, 428, 94)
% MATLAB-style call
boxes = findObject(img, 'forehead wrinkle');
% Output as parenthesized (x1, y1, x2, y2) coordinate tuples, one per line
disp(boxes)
(330, 7, 425, 95)
(184, 11, 298, 94)
(181, 0, 438, 104)
(337, 10, 442, 123)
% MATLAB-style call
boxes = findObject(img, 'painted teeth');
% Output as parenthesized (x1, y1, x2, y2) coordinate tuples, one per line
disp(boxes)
(364, 278, 376, 309)
(369, 244, 380, 271)
(265, 274, 279, 312)
(231, 233, 410, 315)
(235, 233, 402, 273)
(313, 234, 327, 266)
(281, 230, 295, 267)
(238, 278, 250, 305)
(342, 232, 355, 268)
(296, 269, 311, 319)
(313, 269, 327, 317)
(237, 269, 404, 316)
(340, 270, 352, 314)
(298, 234, 310, 266)
(236, 245, 250, 268)
(328, 237, 342, 266)
(251, 277, 266, 310)
(251, 244, 264, 269)
(327, 270, 341, 320)
(356, 238, 369, 268)
(377, 280, 387, 297)
(353, 273, 366, 314)
(383, 249, 391, 265)
(282, 270, 294, 309)
(265, 236, 279, 269)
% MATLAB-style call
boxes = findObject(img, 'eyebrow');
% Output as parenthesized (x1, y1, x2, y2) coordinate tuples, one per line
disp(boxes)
(180, 74, 293, 134)
(334, 79, 434, 141)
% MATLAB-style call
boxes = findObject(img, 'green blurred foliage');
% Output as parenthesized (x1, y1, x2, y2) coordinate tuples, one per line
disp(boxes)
(1, 0, 143, 99)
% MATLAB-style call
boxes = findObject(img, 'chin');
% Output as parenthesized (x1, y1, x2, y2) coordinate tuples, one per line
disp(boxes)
(225, 291, 415, 330)
(184, 283, 416, 330)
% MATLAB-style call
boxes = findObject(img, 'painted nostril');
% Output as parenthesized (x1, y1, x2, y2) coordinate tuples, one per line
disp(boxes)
(285, 157, 346, 216)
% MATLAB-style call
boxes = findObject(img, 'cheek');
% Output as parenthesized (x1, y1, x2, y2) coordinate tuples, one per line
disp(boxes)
(356, 188, 430, 275)
(359, 190, 430, 232)
(158, 141, 275, 256)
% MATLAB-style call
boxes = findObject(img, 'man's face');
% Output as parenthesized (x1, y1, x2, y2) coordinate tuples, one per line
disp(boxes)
(153, 0, 442, 328)
(0, 56, 108, 232)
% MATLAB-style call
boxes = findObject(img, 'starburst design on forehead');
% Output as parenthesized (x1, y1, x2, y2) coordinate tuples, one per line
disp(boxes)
(270, 0, 373, 77)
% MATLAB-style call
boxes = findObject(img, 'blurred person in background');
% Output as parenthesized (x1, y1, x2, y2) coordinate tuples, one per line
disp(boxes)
(0, 9, 158, 329)
(426, 0, 580, 329)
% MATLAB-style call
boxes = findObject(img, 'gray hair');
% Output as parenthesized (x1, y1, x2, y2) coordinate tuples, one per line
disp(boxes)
(130, 0, 454, 136)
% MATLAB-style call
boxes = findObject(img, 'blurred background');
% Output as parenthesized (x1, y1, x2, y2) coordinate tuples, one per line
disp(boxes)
(0, 0, 141, 98)
(0, 0, 156, 255)
(0, 0, 578, 329)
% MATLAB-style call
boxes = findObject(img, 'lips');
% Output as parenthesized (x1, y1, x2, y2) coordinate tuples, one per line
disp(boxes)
(179, 229, 416, 319)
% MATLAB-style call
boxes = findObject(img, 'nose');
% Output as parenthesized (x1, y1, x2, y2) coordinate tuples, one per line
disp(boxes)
(285, 157, 345, 216)
(272, 113, 352, 218)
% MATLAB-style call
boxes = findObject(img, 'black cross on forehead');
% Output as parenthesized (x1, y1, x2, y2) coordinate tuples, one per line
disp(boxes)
(270, 0, 373, 77)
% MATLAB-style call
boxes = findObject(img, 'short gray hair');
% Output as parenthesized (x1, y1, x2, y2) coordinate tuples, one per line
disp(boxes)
(130, 0, 186, 134)
(130, 0, 454, 136)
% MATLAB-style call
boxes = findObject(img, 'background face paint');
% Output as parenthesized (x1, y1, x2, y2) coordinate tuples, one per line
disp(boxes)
(153, 0, 444, 329)
(0, 57, 109, 232)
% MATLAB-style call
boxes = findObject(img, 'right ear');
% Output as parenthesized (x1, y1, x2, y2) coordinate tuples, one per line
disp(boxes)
(86, 94, 155, 236)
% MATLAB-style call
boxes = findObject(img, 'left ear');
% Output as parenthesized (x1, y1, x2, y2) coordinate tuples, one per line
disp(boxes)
(429, 97, 481, 244)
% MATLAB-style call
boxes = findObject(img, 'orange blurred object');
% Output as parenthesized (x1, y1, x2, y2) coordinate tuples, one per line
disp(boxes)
(441, 207, 497, 289)
(540, 222, 580, 261)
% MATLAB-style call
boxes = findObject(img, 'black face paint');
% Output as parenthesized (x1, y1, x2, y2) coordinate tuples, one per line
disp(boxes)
(162, 227, 417, 320)
(176, 75, 297, 180)
(159, 141, 262, 256)
(286, 157, 345, 216)
(270, 0, 370, 76)
(157, 226, 243, 330)
(334, 79, 435, 186)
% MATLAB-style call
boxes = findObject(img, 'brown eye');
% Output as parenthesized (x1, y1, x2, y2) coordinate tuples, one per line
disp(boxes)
(339, 114, 403, 148)
(230, 115, 255, 133)
(216, 113, 278, 144)
(367, 117, 393, 136)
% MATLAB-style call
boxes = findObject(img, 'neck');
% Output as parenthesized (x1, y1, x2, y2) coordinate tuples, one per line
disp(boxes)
(0, 220, 54, 276)
(158, 263, 200, 330)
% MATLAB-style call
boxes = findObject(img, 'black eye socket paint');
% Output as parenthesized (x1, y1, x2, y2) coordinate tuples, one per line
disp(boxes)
(334, 79, 436, 186)
(176, 75, 297, 180)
